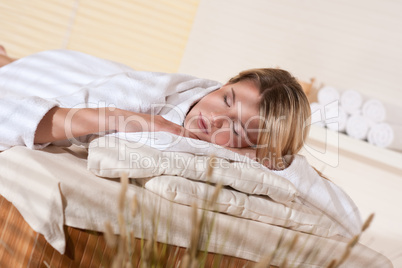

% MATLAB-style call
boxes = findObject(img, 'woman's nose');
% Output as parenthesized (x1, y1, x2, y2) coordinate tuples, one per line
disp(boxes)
(211, 112, 224, 129)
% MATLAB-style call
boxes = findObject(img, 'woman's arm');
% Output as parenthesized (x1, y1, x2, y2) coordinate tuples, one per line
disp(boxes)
(34, 107, 197, 144)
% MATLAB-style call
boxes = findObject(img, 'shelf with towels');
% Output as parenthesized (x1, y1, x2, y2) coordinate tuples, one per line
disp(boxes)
(302, 80, 402, 168)
(306, 125, 402, 173)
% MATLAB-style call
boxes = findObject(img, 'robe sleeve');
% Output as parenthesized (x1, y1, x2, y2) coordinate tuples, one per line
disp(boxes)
(0, 96, 58, 150)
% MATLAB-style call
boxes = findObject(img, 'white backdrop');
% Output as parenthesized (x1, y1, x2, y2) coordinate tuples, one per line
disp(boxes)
(179, 0, 402, 106)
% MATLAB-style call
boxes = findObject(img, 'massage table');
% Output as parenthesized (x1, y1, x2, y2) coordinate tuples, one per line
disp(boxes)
(0, 136, 393, 268)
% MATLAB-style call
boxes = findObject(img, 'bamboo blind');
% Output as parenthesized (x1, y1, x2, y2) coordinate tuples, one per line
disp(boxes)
(0, 0, 199, 72)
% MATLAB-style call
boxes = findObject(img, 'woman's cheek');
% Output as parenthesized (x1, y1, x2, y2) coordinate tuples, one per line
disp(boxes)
(211, 130, 232, 147)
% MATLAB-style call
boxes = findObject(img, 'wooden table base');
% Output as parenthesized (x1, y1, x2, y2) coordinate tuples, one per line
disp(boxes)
(0, 195, 264, 268)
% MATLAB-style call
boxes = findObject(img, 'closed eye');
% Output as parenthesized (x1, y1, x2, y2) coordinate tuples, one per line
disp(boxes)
(224, 95, 230, 107)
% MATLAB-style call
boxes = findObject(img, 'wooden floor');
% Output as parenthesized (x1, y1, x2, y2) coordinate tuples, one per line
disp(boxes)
(0, 195, 262, 268)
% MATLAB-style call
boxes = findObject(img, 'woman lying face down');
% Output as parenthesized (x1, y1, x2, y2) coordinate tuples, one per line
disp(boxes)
(0, 47, 310, 170)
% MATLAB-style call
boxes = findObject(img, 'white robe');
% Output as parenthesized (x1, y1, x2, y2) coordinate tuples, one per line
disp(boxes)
(0, 50, 222, 151)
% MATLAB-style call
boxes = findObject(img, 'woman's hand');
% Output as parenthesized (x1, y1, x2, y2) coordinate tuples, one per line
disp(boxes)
(115, 110, 198, 139)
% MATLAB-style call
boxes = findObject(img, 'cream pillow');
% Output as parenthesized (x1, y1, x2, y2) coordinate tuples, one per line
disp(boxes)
(88, 136, 298, 204)
(142, 175, 341, 237)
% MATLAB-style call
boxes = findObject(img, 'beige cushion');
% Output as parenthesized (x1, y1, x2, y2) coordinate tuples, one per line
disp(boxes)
(141, 175, 340, 237)
(88, 136, 298, 204)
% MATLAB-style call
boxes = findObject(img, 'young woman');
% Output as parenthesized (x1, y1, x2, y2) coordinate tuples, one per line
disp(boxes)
(0, 46, 363, 236)
(0, 46, 309, 170)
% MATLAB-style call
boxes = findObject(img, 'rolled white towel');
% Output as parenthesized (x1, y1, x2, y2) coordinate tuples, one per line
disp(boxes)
(317, 86, 340, 105)
(367, 123, 402, 151)
(362, 99, 402, 125)
(325, 104, 349, 132)
(346, 114, 371, 140)
(363, 99, 389, 125)
(340, 90, 363, 115)
(309, 102, 325, 127)
(362, 99, 386, 123)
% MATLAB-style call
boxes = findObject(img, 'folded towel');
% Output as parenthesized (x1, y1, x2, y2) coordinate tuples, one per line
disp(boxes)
(340, 90, 363, 115)
(324, 102, 349, 132)
(346, 114, 371, 140)
(309, 102, 325, 127)
(317, 86, 340, 106)
(362, 99, 386, 123)
(367, 123, 402, 151)
(362, 98, 402, 125)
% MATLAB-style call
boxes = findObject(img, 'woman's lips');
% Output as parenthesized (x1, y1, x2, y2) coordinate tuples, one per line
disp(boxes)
(198, 112, 208, 134)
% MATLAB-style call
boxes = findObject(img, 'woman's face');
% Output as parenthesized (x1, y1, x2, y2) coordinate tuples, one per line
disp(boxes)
(184, 80, 261, 148)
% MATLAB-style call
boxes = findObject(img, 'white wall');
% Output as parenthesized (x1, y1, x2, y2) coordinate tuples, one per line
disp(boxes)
(179, 0, 402, 106)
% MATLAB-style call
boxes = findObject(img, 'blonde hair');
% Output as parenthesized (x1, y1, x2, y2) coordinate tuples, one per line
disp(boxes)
(228, 68, 311, 170)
